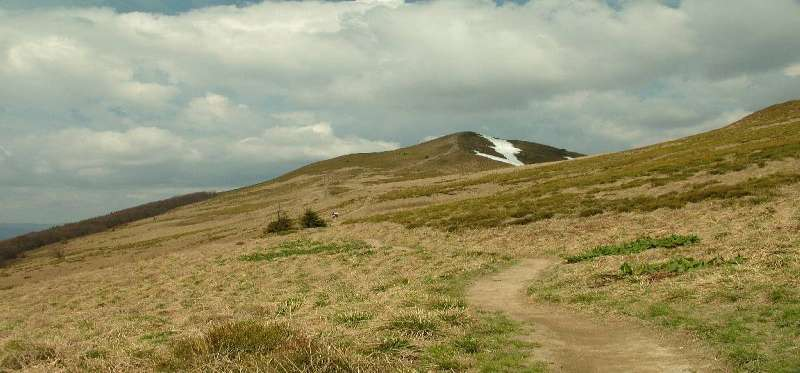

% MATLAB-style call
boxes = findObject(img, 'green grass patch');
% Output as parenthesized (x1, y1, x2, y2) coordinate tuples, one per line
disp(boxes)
(388, 311, 439, 337)
(619, 255, 745, 277)
(240, 240, 371, 262)
(566, 234, 700, 263)
(332, 311, 374, 327)
(374, 336, 415, 354)
(140, 331, 176, 344)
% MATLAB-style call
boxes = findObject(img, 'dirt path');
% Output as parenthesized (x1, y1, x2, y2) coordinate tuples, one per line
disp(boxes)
(468, 258, 723, 372)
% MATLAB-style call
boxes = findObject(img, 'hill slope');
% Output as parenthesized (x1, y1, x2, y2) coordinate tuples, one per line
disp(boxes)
(277, 131, 582, 181)
(365, 100, 800, 229)
(0, 101, 798, 372)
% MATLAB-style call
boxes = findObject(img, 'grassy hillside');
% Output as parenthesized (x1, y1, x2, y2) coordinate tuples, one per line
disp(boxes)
(0, 192, 216, 265)
(364, 101, 800, 230)
(0, 101, 798, 372)
(276, 132, 582, 182)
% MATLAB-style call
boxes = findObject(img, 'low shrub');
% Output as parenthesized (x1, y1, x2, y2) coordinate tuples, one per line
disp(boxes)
(265, 215, 294, 234)
(300, 209, 327, 228)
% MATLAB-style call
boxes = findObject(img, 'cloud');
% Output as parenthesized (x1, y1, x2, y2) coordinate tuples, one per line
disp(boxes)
(786, 63, 800, 77)
(0, 0, 798, 222)
(232, 122, 398, 161)
(0, 145, 10, 162)
(9, 127, 199, 173)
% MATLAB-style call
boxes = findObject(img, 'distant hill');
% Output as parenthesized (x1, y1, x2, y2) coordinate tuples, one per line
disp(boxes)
(0, 192, 216, 264)
(0, 224, 52, 240)
(277, 131, 582, 181)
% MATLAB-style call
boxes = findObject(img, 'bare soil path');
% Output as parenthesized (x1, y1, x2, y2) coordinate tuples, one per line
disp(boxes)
(468, 258, 724, 372)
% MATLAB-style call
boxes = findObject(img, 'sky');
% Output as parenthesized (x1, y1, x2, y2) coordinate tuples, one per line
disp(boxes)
(0, 0, 799, 224)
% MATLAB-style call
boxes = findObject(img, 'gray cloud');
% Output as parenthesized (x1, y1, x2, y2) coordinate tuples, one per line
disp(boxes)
(0, 0, 799, 223)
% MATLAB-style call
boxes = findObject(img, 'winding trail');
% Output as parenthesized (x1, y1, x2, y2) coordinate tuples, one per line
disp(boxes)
(468, 258, 723, 372)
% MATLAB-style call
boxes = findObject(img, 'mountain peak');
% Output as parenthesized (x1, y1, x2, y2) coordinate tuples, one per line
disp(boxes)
(276, 131, 583, 181)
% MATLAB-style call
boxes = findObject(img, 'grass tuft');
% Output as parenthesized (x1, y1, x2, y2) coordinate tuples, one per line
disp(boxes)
(160, 320, 362, 371)
(1, 340, 57, 370)
(265, 214, 294, 234)
(332, 311, 374, 327)
(388, 311, 439, 337)
(566, 234, 700, 263)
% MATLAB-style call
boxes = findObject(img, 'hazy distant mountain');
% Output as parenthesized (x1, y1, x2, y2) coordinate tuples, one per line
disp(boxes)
(0, 223, 52, 240)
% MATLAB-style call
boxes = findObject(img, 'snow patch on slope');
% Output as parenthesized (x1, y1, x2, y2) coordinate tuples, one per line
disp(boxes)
(474, 134, 524, 166)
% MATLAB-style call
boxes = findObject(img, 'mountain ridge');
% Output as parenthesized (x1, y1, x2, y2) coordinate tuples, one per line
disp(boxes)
(276, 131, 583, 182)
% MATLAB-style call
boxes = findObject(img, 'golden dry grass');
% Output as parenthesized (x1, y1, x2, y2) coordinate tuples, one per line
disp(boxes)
(0, 101, 798, 371)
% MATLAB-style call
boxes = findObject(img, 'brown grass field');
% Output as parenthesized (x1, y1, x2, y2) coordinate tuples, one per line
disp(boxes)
(0, 100, 798, 372)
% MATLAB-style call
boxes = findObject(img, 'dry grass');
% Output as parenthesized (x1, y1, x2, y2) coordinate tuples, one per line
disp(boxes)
(0, 101, 798, 371)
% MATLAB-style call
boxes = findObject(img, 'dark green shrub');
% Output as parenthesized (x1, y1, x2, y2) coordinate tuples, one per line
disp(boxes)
(266, 214, 294, 234)
(299, 209, 327, 228)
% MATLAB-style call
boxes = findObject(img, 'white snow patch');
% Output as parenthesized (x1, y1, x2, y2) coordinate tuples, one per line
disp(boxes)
(564, 156, 575, 160)
(474, 134, 524, 166)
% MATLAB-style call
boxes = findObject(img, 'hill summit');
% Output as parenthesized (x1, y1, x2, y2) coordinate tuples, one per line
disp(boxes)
(278, 131, 582, 181)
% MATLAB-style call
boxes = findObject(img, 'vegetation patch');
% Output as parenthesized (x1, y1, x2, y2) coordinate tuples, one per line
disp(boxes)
(240, 240, 372, 262)
(332, 311, 374, 327)
(265, 213, 294, 234)
(299, 209, 327, 228)
(566, 234, 700, 263)
(1, 340, 57, 370)
(619, 255, 745, 278)
(374, 336, 415, 354)
(388, 311, 439, 337)
(159, 320, 361, 371)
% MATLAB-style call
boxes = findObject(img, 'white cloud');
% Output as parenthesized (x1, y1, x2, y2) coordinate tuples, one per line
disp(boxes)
(180, 92, 254, 131)
(232, 122, 397, 161)
(785, 63, 800, 77)
(0, 0, 799, 222)
(0, 145, 10, 162)
(12, 127, 200, 173)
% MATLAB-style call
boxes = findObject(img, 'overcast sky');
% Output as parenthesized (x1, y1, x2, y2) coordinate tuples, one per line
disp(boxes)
(1, 0, 799, 224)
